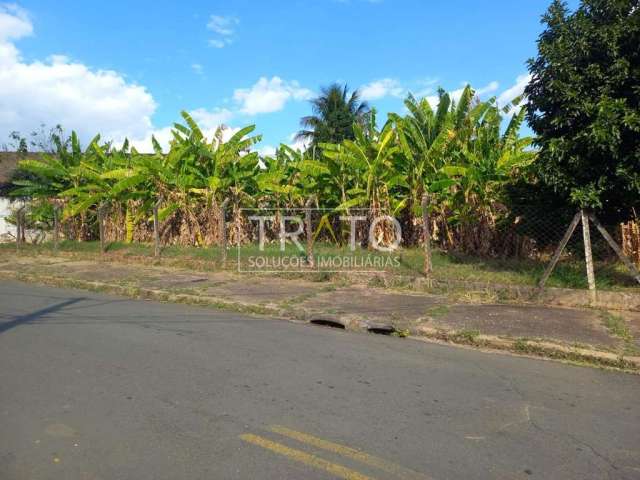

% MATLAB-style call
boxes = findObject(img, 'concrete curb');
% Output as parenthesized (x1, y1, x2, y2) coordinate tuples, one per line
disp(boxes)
(411, 325, 640, 371)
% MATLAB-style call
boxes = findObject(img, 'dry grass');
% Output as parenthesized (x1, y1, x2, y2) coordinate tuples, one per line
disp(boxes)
(3, 239, 639, 291)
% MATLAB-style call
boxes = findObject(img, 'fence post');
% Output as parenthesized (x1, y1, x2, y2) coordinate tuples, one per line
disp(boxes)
(153, 197, 162, 259)
(305, 197, 315, 267)
(16, 206, 24, 253)
(21, 208, 26, 247)
(421, 194, 432, 276)
(98, 203, 106, 254)
(53, 204, 60, 253)
(581, 209, 597, 306)
(219, 198, 230, 267)
(15, 208, 20, 253)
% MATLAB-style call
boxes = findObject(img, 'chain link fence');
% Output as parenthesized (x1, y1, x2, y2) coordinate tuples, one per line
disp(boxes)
(3, 197, 640, 293)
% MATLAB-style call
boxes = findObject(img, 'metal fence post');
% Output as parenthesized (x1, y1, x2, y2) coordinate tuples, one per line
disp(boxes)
(219, 198, 230, 267)
(153, 197, 162, 259)
(305, 197, 315, 267)
(581, 209, 597, 306)
(421, 194, 432, 276)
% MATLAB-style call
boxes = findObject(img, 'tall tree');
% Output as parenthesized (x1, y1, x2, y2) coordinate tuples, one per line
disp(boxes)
(525, 0, 640, 219)
(296, 83, 369, 151)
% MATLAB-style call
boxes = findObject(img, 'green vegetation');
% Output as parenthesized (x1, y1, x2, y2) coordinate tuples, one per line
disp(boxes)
(10, 78, 533, 254)
(525, 0, 640, 218)
(514, 338, 531, 352)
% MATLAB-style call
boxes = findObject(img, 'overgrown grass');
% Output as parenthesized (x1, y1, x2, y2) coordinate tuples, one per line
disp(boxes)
(600, 311, 632, 340)
(2, 239, 639, 291)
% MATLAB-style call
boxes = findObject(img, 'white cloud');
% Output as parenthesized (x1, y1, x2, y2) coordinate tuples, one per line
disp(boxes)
(497, 74, 531, 107)
(0, 4, 156, 146)
(207, 15, 238, 36)
(128, 126, 173, 152)
(189, 107, 233, 128)
(257, 144, 276, 157)
(130, 111, 238, 153)
(207, 15, 238, 48)
(191, 63, 203, 75)
(0, 3, 29, 65)
(477, 80, 499, 96)
(359, 78, 404, 101)
(0, 3, 31, 40)
(233, 76, 313, 115)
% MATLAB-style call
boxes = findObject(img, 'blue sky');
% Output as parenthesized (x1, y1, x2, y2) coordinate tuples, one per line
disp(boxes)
(0, 0, 579, 153)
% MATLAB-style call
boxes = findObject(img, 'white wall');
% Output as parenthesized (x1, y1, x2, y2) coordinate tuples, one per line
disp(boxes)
(0, 197, 17, 240)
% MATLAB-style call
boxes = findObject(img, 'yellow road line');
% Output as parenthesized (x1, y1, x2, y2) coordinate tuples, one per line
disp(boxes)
(269, 425, 430, 480)
(240, 433, 375, 480)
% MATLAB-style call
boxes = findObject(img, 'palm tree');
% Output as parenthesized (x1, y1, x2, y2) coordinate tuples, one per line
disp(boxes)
(296, 83, 369, 150)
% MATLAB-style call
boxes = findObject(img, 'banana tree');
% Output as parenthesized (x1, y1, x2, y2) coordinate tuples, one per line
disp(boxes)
(439, 98, 535, 218)
(321, 112, 405, 246)
(12, 131, 103, 239)
(389, 89, 459, 239)
(323, 112, 404, 214)
(431, 98, 536, 254)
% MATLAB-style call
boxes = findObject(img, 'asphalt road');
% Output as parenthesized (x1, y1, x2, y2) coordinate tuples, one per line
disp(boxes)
(0, 280, 638, 480)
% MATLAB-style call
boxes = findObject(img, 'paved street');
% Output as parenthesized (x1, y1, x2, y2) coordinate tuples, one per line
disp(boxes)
(0, 280, 639, 479)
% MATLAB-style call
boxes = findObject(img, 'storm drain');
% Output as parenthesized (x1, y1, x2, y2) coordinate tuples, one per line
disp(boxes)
(309, 318, 346, 329)
(367, 325, 397, 335)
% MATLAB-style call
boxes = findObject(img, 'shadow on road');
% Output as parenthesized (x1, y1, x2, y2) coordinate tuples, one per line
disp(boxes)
(0, 297, 85, 334)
